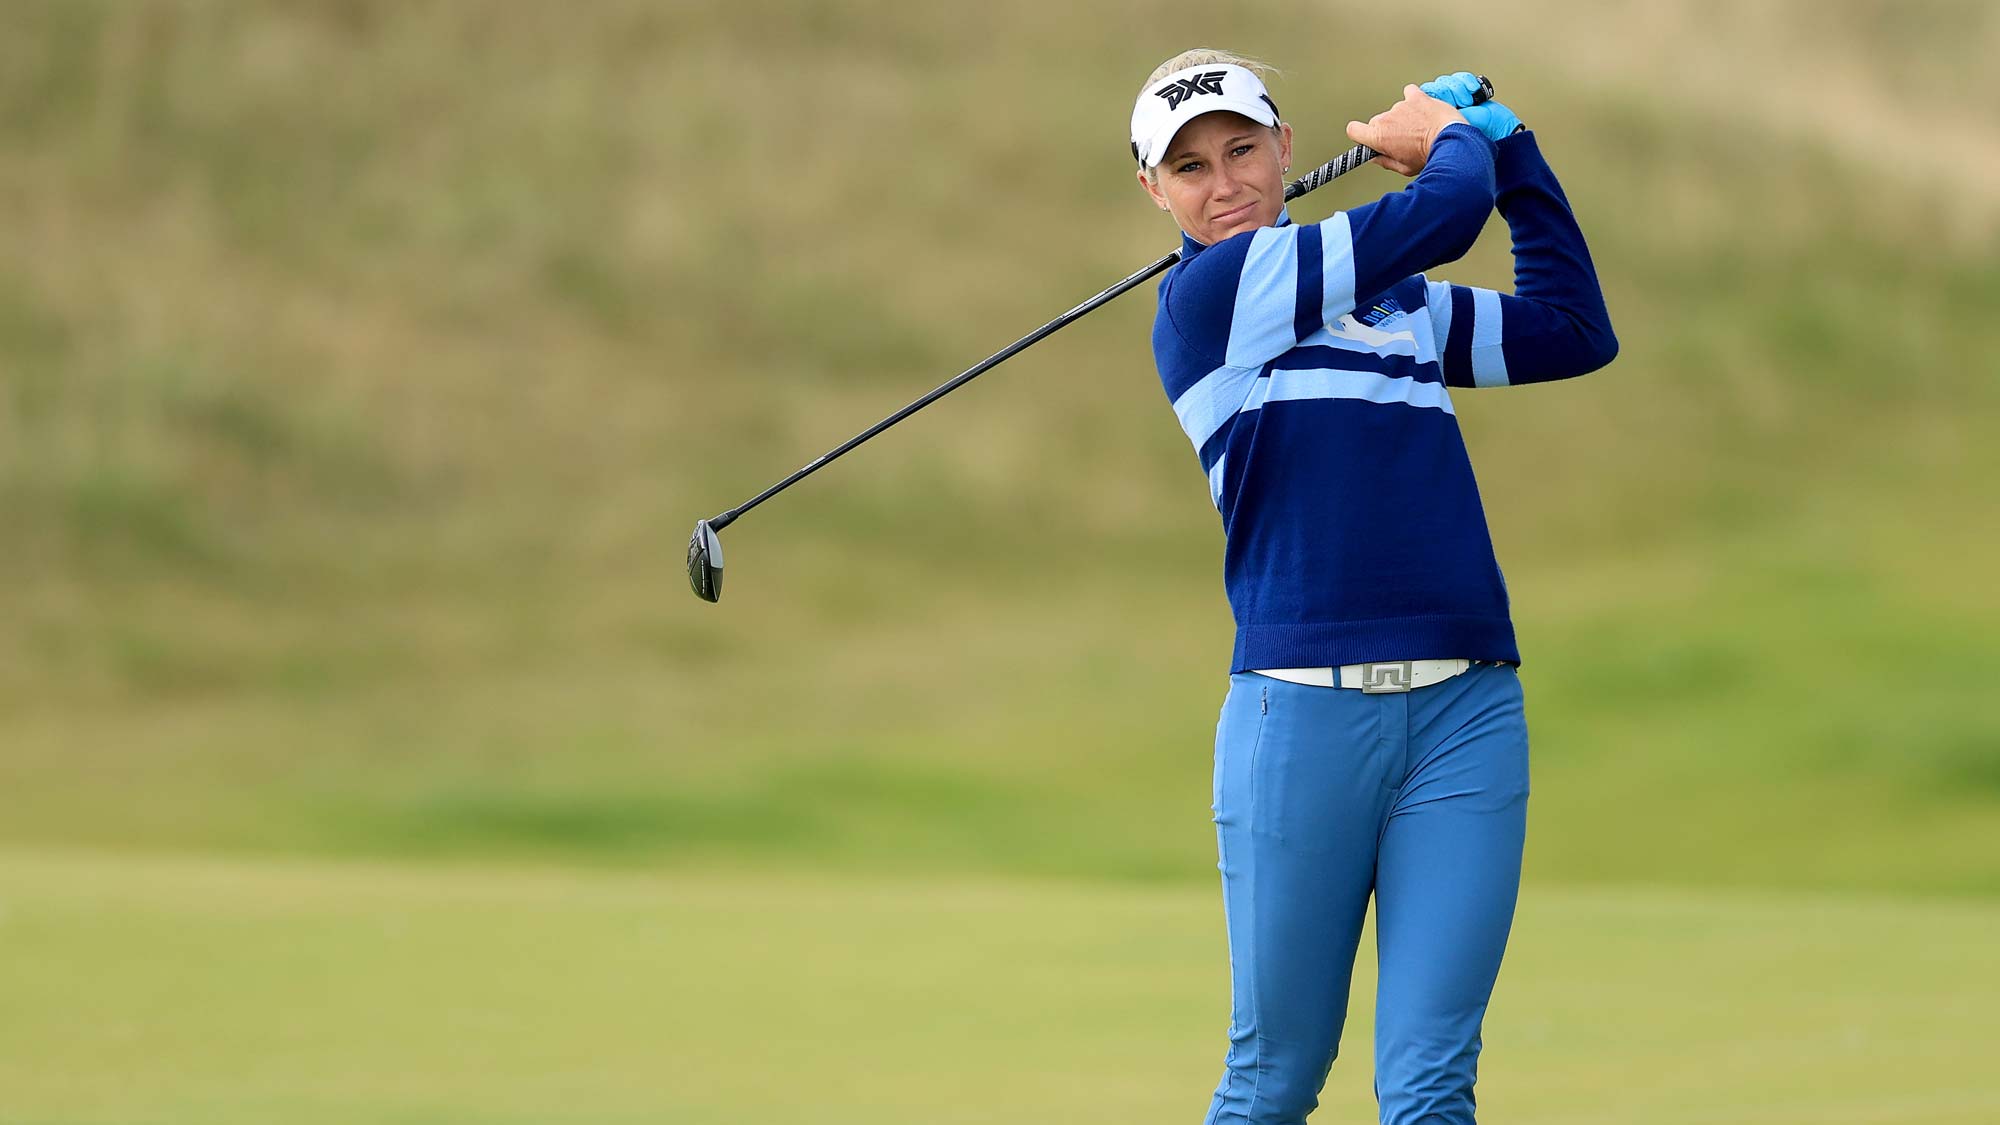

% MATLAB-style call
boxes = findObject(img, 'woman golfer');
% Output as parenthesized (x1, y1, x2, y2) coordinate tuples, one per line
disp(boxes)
(1130, 52, 1616, 1124)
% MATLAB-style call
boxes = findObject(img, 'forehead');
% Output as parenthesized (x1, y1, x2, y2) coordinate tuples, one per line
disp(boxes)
(1162, 110, 1268, 159)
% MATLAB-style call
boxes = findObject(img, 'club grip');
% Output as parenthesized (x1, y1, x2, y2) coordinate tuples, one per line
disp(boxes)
(1473, 74, 1495, 105)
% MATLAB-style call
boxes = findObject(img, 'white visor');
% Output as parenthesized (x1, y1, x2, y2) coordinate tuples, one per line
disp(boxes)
(1130, 63, 1281, 169)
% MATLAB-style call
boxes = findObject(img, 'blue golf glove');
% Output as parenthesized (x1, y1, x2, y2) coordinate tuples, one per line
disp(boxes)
(1460, 101, 1524, 141)
(1420, 70, 1525, 141)
(1420, 71, 1486, 108)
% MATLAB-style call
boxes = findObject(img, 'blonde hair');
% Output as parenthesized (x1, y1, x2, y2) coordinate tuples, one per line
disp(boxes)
(1140, 48, 1280, 92)
(1138, 48, 1284, 181)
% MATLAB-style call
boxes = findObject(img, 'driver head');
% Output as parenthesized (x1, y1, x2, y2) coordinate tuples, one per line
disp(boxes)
(687, 519, 724, 602)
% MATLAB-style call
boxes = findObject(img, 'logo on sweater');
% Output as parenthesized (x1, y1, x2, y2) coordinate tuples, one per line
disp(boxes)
(1357, 296, 1405, 328)
(1155, 71, 1228, 110)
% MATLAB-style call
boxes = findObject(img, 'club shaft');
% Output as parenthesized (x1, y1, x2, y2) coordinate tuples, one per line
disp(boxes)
(1286, 143, 1377, 200)
(708, 250, 1179, 531)
(705, 141, 1382, 533)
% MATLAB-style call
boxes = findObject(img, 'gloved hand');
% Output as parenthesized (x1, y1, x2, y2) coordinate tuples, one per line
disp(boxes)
(1419, 71, 1486, 108)
(1460, 101, 1523, 141)
(1420, 71, 1525, 141)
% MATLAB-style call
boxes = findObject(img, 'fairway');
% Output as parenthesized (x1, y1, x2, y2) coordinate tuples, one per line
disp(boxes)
(2, 851, 1994, 1124)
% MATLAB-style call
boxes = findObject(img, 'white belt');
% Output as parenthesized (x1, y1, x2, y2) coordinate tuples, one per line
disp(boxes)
(1254, 659, 1472, 693)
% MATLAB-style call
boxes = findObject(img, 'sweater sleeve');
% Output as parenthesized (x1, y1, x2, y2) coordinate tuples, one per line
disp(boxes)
(1426, 130, 1618, 388)
(1162, 123, 1498, 370)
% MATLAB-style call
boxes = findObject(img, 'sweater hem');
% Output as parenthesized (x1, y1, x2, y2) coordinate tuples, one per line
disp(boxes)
(1232, 615, 1521, 673)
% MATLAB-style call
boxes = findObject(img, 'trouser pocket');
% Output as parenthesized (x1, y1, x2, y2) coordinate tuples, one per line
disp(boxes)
(1213, 676, 1267, 828)
(1247, 677, 1390, 855)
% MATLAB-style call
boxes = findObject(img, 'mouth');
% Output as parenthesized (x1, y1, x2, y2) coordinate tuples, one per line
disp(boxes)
(1210, 201, 1257, 225)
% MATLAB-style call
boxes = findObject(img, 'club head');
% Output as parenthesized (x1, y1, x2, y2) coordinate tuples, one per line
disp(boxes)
(687, 519, 724, 603)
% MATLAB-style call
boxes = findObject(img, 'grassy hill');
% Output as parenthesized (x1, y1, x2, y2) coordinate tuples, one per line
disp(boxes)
(2, 0, 1996, 894)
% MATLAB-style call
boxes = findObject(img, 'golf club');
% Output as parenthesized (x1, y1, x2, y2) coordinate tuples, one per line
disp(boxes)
(687, 77, 1493, 603)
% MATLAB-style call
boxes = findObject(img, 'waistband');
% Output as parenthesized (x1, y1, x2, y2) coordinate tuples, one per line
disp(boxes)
(1251, 658, 1515, 694)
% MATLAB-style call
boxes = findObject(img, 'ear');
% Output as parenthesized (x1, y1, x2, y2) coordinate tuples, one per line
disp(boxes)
(1277, 121, 1294, 171)
(1136, 166, 1170, 211)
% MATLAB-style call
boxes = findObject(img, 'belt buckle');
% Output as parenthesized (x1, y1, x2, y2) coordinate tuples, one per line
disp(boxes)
(1358, 660, 1415, 694)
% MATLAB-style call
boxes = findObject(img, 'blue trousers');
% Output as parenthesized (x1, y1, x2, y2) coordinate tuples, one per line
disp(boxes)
(1202, 665, 1529, 1125)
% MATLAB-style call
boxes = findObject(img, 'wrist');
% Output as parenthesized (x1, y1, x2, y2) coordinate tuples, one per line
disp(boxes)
(1433, 121, 1494, 153)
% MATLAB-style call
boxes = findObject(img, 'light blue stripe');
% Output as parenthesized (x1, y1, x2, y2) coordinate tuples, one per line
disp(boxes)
(1225, 227, 1301, 368)
(1470, 286, 1509, 387)
(1320, 213, 1356, 323)
(1207, 454, 1227, 509)
(1406, 307, 1440, 364)
(1171, 364, 1259, 452)
(1425, 279, 1455, 362)
(1242, 367, 1455, 416)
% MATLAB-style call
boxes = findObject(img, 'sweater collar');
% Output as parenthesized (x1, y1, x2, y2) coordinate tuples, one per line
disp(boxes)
(1180, 206, 1293, 258)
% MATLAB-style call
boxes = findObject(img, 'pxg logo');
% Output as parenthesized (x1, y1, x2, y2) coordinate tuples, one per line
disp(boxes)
(1156, 70, 1228, 110)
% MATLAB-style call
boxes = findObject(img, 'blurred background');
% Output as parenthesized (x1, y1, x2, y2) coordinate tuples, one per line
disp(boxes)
(1, 1, 1995, 1121)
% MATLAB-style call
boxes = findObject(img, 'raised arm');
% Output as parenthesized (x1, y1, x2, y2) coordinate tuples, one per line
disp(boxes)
(1427, 130, 1618, 388)
(1161, 121, 1498, 370)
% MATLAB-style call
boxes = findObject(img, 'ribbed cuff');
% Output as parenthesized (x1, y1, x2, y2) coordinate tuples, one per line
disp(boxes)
(1493, 128, 1545, 189)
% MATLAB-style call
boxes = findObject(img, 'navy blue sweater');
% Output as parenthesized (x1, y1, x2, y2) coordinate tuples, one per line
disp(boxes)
(1149, 124, 1617, 672)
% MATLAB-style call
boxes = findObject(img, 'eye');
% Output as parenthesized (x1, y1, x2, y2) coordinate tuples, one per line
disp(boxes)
(1231, 144, 1255, 157)
(1176, 160, 1202, 174)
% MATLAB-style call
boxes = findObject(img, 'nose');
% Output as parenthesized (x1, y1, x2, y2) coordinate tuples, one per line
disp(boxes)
(1211, 161, 1243, 200)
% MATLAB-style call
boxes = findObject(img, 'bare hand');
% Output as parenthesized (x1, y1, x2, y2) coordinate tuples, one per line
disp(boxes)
(1345, 84, 1468, 177)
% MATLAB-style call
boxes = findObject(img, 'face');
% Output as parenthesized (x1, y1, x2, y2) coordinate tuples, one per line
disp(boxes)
(1138, 112, 1293, 246)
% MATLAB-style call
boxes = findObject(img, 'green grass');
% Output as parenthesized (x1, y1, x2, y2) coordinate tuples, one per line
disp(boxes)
(2, 509, 1995, 894)
(0, 6, 1997, 1093)
(1, 850, 1996, 1124)
(3, 6, 1996, 1119)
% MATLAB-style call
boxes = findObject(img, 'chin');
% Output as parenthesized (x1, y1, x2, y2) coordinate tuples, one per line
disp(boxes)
(1203, 201, 1277, 243)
